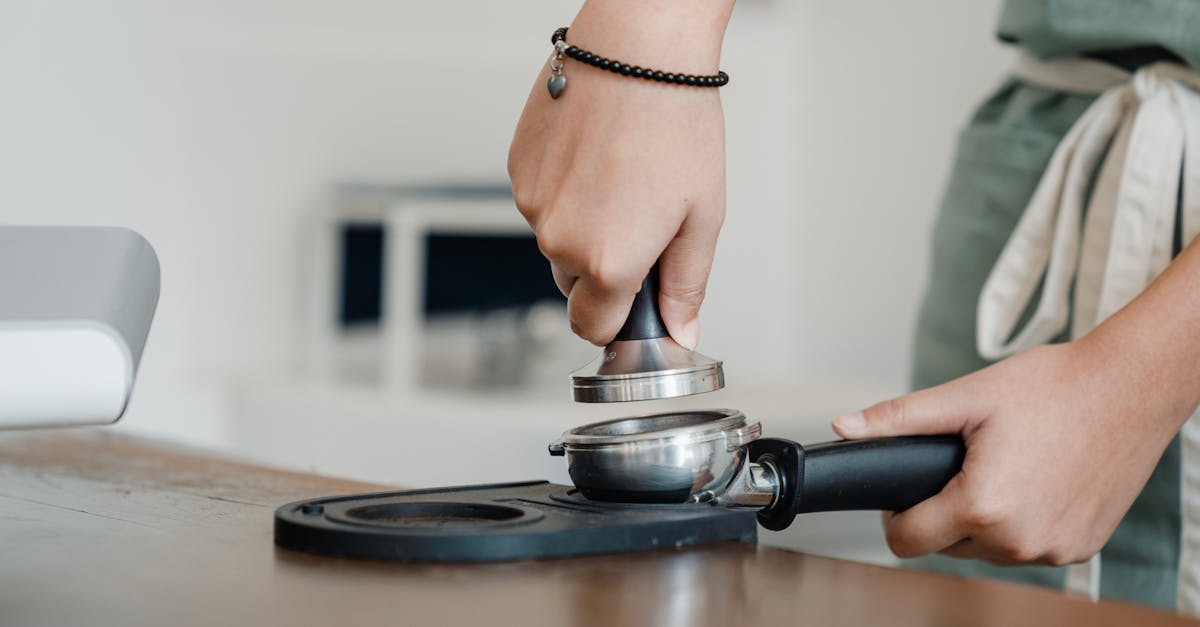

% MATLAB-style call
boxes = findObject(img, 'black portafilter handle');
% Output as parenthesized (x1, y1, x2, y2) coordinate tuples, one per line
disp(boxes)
(613, 265, 670, 342)
(748, 435, 966, 531)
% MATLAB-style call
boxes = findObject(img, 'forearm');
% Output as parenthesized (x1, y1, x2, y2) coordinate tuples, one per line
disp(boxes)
(569, 0, 735, 72)
(1087, 234, 1200, 431)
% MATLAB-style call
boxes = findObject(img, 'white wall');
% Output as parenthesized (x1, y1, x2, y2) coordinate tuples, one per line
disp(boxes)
(0, 1, 1009, 451)
(788, 1, 1012, 386)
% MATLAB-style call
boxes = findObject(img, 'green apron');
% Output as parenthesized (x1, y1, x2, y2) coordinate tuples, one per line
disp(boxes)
(907, 0, 1200, 612)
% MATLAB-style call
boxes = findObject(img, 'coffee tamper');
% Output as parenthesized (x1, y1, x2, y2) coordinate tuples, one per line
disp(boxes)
(570, 266, 724, 403)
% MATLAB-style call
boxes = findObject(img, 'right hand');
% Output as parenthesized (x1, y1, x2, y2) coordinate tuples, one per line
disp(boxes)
(507, 0, 733, 349)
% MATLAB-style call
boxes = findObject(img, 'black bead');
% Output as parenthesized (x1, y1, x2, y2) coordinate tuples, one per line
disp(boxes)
(619, 64, 631, 75)
(653, 71, 665, 81)
(665, 73, 676, 83)
(705, 76, 716, 86)
(567, 46, 578, 54)
(600, 59, 611, 70)
(684, 75, 697, 86)
(583, 52, 593, 63)
(631, 67, 643, 78)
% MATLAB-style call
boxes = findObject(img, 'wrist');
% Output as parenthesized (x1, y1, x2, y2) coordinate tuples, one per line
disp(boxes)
(569, 0, 734, 73)
(1076, 322, 1197, 436)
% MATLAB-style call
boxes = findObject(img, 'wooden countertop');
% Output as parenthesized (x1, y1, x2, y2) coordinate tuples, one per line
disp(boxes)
(0, 431, 1193, 627)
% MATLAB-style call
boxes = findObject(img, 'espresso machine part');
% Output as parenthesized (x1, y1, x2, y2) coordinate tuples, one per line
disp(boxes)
(548, 409, 965, 531)
(274, 481, 756, 562)
(570, 266, 724, 403)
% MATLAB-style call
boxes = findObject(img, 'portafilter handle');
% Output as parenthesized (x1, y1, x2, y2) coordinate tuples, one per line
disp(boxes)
(614, 264, 669, 342)
(748, 436, 966, 531)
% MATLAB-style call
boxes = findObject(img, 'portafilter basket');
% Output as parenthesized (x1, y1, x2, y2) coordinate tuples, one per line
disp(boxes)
(548, 409, 762, 504)
(550, 408, 966, 531)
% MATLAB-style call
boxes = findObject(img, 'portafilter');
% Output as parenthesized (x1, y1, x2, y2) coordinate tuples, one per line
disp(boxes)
(549, 408, 964, 530)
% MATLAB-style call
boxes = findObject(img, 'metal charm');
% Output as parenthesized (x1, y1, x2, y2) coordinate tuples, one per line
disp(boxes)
(547, 40, 567, 99)
(547, 74, 566, 99)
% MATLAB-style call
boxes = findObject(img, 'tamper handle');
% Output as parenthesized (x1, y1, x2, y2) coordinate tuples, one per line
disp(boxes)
(613, 264, 669, 341)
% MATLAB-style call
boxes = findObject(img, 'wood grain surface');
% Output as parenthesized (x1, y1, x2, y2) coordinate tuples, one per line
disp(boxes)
(0, 430, 1193, 627)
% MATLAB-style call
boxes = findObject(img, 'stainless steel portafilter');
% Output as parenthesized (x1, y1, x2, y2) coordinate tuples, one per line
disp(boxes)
(570, 266, 724, 403)
(549, 409, 966, 531)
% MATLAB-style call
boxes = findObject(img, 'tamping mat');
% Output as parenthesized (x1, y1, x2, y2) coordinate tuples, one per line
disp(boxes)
(275, 481, 757, 562)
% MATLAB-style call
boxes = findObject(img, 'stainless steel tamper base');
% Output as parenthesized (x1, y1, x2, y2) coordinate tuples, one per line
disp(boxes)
(570, 336, 725, 403)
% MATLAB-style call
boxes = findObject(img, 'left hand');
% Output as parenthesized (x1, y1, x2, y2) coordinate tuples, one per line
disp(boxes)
(832, 338, 1183, 566)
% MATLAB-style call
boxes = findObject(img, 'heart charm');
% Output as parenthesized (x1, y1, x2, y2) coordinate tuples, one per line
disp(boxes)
(547, 74, 567, 99)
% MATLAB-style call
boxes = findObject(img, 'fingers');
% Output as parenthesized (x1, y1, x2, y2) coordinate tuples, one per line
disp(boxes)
(936, 539, 1022, 564)
(832, 379, 981, 439)
(566, 275, 639, 346)
(541, 200, 720, 347)
(881, 473, 971, 558)
(535, 208, 647, 346)
(882, 473, 1075, 566)
(550, 264, 577, 298)
(657, 204, 722, 350)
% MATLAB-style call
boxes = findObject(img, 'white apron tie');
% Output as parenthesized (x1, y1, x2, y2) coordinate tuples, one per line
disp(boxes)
(975, 53, 1200, 606)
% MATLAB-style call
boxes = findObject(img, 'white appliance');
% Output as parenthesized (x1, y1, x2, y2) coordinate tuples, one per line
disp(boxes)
(0, 226, 159, 428)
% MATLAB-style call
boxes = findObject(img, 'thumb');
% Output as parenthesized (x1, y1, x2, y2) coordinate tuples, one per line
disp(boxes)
(657, 209, 721, 351)
(832, 380, 976, 439)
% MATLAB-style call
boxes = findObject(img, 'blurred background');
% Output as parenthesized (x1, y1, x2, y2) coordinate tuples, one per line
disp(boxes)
(0, 0, 1011, 564)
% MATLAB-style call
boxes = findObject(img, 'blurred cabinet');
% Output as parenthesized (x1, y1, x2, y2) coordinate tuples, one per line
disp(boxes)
(301, 183, 591, 393)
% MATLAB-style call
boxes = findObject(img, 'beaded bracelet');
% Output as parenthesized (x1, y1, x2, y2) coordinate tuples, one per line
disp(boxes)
(546, 27, 729, 99)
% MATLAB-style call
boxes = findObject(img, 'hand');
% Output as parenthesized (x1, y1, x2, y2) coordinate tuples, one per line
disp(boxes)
(507, 0, 733, 348)
(832, 339, 1183, 566)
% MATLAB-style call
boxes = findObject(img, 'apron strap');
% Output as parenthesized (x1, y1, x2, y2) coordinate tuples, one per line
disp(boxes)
(978, 59, 1200, 359)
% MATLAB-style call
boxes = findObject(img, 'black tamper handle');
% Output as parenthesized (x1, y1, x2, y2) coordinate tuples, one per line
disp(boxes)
(613, 264, 669, 341)
(749, 435, 965, 531)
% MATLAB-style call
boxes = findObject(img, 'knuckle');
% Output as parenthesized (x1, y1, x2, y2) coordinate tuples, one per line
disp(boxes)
(1043, 535, 1102, 567)
(512, 190, 533, 217)
(999, 536, 1043, 563)
(513, 189, 538, 223)
(1043, 549, 1075, 567)
(960, 491, 1007, 530)
(584, 255, 639, 294)
(868, 398, 908, 427)
(533, 218, 572, 261)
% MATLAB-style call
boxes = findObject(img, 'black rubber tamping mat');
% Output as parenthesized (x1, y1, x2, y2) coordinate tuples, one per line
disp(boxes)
(274, 480, 758, 562)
